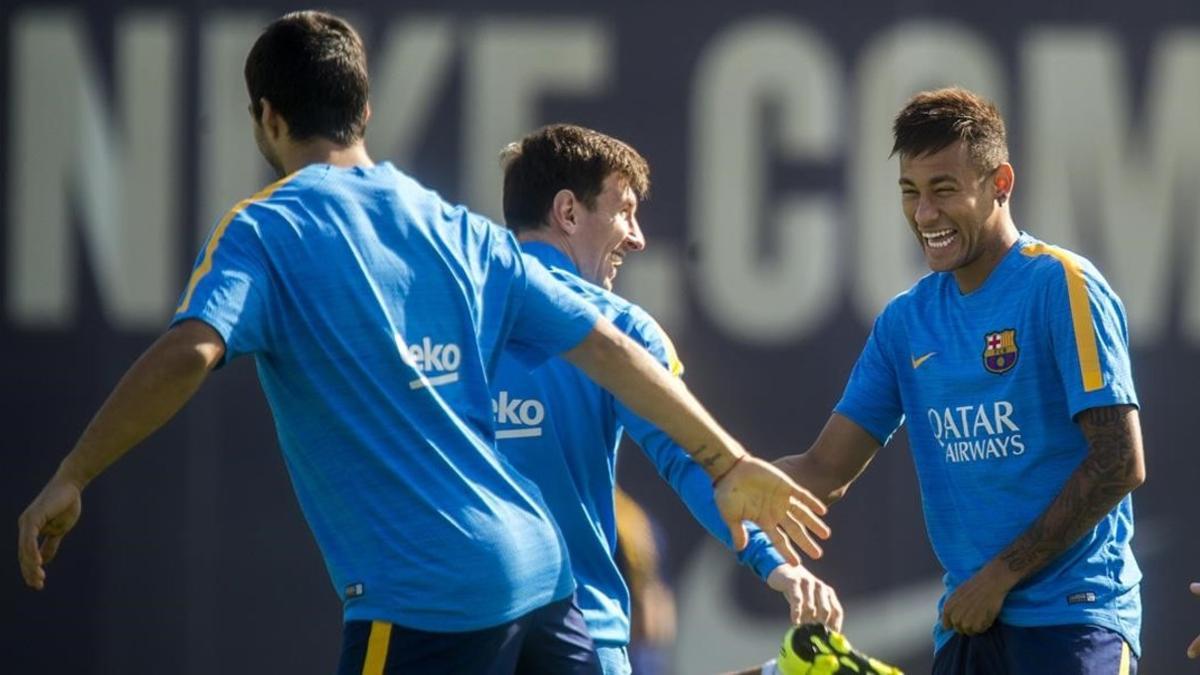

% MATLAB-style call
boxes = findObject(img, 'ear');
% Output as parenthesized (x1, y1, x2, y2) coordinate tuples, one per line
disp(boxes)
(993, 163, 1015, 206)
(363, 100, 372, 125)
(549, 189, 579, 234)
(260, 98, 289, 141)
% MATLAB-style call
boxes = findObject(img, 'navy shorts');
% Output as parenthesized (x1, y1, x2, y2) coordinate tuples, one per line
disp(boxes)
(336, 595, 601, 675)
(933, 623, 1136, 675)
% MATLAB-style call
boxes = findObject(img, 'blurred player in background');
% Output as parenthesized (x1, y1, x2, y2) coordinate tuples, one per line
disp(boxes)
(775, 87, 1144, 674)
(613, 488, 676, 674)
(492, 124, 842, 675)
(16, 11, 832, 675)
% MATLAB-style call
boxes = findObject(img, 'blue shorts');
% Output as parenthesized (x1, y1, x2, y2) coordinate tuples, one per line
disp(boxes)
(596, 645, 631, 675)
(933, 623, 1137, 675)
(336, 595, 601, 674)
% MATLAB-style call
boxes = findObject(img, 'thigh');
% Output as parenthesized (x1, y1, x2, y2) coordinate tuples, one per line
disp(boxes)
(999, 624, 1136, 675)
(932, 627, 1009, 675)
(337, 618, 525, 675)
(514, 596, 602, 675)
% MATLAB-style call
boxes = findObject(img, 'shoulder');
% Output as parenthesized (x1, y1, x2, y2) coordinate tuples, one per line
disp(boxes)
(1015, 237, 1120, 301)
(613, 298, 685, 376)
(223, 168, 320, 233)
(876, 271, 941, 324)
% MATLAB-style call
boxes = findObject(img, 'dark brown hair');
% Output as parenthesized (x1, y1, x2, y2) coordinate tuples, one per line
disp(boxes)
(891, 87, 1008, 172)
(500, 124, 651, 233)
(244, 11, 369, 145)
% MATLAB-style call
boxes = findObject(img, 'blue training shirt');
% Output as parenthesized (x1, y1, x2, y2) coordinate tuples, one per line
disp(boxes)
(172, 163, 601, 632)
(491, 242, 786, 649)
(836, 233, 1141, 655)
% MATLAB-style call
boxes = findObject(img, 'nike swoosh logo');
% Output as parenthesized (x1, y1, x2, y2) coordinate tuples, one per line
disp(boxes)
(911, 352, 937, 369)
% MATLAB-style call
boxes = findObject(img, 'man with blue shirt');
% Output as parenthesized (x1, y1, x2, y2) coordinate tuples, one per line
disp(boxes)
(15, 12, 831, 675)
(776, 87, 1145, 674)
(493, 124, 845, 675)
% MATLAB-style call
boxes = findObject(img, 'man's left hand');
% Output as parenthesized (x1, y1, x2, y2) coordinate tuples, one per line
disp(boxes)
(940, 561, 1018, 635)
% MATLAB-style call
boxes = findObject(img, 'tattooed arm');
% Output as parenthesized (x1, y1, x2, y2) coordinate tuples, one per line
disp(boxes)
(940, 404, 1145, 635)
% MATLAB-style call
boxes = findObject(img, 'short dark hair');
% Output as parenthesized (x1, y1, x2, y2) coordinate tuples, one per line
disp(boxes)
(244, 11, 369, 145)
(891, 87, 1008, 172)
(500, 124, 651, 233)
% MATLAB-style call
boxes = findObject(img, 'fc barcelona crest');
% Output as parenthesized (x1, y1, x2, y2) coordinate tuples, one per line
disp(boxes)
(983, 329, 1019, 374)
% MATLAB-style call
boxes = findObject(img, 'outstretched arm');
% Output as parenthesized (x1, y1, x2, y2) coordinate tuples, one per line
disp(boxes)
(17, 320, 225, 589)
(941, 404, 1145, 635)
(563, 319, 830, 563)
(773, 413, 883, 507)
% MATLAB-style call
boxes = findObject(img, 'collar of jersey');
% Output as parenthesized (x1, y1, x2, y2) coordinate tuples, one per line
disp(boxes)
(952, 231, 1034, 300)
(520, 241, 581, 278)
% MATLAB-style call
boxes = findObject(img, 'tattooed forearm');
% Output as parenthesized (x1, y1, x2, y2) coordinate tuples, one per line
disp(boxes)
(998, 405, 1143, 579)
(691, 443, 721, 470)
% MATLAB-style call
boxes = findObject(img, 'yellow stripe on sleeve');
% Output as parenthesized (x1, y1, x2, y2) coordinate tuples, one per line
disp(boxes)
(174, 173, 297, 314)
(654, 322, 685, 377)
(1118, 640, 1130, 675)
(361, 620, 392, 675)
(1021, 243, 1104, 392)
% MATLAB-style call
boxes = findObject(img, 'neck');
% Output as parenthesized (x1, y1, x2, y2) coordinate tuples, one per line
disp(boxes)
(279, 138, 374, 176)
(953, 211, 1020, 294)
(518, 227, 578, 267)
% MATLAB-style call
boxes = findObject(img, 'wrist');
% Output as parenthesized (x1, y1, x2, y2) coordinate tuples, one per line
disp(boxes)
(55, 455, 93, 491)
(710, 452, 747, 486)
(983, 557, 1021, 590)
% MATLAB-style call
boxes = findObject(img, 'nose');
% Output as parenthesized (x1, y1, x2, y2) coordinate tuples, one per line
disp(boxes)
(914, 194, 940, 227)
(625, 217, 646, 251)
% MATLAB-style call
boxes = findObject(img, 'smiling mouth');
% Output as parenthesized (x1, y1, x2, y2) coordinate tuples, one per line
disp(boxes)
(922, 228, 957, 250)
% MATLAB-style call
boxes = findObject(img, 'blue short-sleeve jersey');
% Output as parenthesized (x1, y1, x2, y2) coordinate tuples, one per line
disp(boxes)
(490, 242, 785, 649)
(835, 233, 1141, 655)
(172, 163, 600, 632)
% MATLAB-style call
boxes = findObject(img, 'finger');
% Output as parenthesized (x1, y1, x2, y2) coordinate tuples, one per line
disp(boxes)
(1188, 633, 1200, 659)
(826, 591, 844, 632)
(808, 584, 828, 626)
(1191, 581, 1200, 597)
(789, 486, 828, 517)
(17, 514, 45, 589)
(765, 526, 800, 566)
(797, 580, 816, 625)
(789, 497, 831, 540)
(781, 514, 823, 560)
(40, 533, 64, 565)
(724, 514, 749, 553)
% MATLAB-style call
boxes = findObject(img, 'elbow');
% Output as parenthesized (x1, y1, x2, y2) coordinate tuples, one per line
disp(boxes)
(1127, 458, 1146, 492)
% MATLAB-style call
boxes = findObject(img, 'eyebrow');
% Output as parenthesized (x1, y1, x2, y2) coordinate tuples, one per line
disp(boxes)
(898, 174, 960, 187)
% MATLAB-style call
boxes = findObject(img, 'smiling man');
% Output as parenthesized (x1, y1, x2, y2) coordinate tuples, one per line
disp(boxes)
(491, 124, 844, 675)
(774, 87, 1145, 674)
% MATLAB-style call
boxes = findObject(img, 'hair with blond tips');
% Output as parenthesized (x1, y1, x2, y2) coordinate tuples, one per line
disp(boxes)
(500, 124, 650, 233)
(891, 87, 1008, 173)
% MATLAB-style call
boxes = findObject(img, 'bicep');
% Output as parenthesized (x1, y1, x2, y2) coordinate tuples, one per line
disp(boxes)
(167, 319, 228, 370)
(506, 256, 600, 366)
(1075, 405, 1144, 476)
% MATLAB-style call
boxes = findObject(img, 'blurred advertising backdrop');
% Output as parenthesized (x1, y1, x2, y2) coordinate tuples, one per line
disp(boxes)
(3, 1, 1198, 672)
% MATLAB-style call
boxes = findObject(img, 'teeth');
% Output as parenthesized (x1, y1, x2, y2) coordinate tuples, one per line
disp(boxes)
(922, 229, 956, 249)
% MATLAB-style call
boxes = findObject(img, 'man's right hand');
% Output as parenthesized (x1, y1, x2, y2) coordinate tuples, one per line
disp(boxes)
(714, 456, 830, 565)
(18, 472, 84, 590)
(767, 564, 844, 631)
